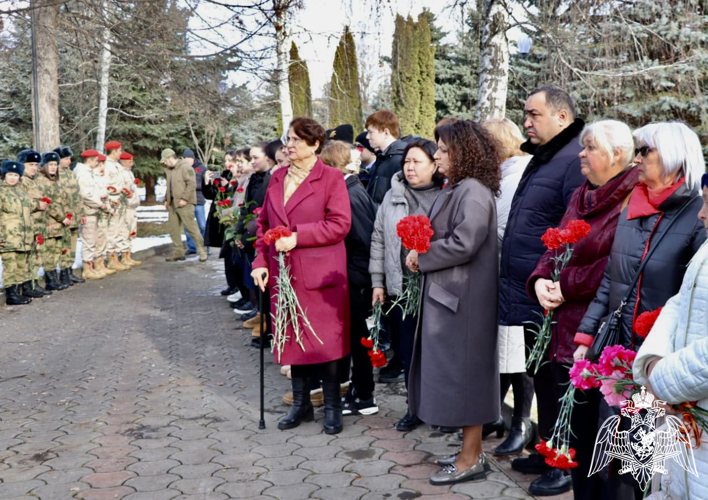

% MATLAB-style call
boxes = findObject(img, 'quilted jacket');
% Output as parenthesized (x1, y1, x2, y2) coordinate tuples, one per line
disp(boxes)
(634, 239, 708, 499)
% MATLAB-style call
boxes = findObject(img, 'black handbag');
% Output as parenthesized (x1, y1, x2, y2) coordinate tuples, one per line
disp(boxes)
(586, 197, 694, 361)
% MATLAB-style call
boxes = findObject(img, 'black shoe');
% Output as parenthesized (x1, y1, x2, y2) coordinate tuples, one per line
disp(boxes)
(165, 255, 186, 262)
(250, 335, 271, 349)
(438, 426, 459, 434)
(60, 268, 73, 287)
(396, 411, 422, 432)
(185, 249, 197, 255)
(528, 469, 572, 496)
(483, 417, 506, 439)
(234, 302, 256, 315)
(230, 297, 251, 309)
(5, 285, 31, 305)
(22, 281, 44, 298)
(378, 365, 404, 384)
(278, 378, 314, 430)
(220, 287, 234, 296)
(240, 308, 259, 321)
(494, 419, 532, 456)
(511, 452, 553, 475)
(69, 268, 85, 283)
(45, 270, 67, 291)
(342, 386, 379, 416)
(29, 281, 51, 296)
(323, 382, 343, 434)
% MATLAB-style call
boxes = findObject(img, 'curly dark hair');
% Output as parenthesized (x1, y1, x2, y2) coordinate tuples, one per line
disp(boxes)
(434, 119, 502, 195)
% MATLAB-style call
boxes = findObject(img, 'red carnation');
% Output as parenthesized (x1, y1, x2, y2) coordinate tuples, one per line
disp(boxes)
(222, 199, 232, 207)
(218, 187, 226, 193)
(130, 231, 137, 237)
(361, 338, 374, 349)
(213, 179, 220, 186)
(368, 349, 387, 368)
(634, 307, 663, 338)
(254, 207, 262, 216)
(264, 226, 293, 246)
(66, 213, 73, 221)
(107, 186, 117, 193)
(535, 440, 555, 458)
(40, 197, 52, 204)
(562, 219, 592, 244)
(541, 227, 564, 250)
(236, 187, 244, 193)
(62, 249, 68, 254)
(231, 181, 238, 186)
(36, 234, 44, 245)
(134, 179, 140, 185)
(396, 215, 434, 254)
(195, 168, 201, 173)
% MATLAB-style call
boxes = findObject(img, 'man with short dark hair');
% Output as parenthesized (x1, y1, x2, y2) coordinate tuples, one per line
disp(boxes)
(365, 110, 407, 205)
(355, 131, 376, 188)
(498, 84, 585, 497)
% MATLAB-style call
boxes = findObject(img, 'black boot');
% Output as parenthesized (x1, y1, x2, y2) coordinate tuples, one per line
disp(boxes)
(494, 418, 533, 456)
(322, 382, 343, 435)
(60, 268, 73, 287)
(30, 280, 51, 296)
(278, 378, 314, 430)
(22, 281, 44, 298)
(45, 270, 67, 291)
(69, 268, 85, 284)
(5, 285, 31, 305)
(483, 417, 506, 439)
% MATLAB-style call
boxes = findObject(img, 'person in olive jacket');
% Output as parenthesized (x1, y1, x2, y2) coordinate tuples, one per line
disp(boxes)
(160, 148, 207, 262)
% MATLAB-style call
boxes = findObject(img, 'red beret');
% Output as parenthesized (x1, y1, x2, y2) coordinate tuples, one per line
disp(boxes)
(81, 149, 100, 158)
(105, 141, 122, 150)
(97, 153, 107, 162)
(120, 152, 134, 160)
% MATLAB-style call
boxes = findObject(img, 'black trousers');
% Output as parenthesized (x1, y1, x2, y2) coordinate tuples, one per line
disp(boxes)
(499, 372, 534, 427)
(524, 326, 560, 441)
(387, 299, 417, 388)
(291, 357, 350, 383)
(349, 315, 374, 400)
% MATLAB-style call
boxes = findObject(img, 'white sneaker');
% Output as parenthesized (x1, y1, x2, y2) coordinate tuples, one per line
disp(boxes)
(227, 291, 243, 303)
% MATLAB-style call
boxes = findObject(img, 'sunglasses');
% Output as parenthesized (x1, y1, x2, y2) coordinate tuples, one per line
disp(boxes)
(634, 145, 655, 157)
(701, 172, 708, 189)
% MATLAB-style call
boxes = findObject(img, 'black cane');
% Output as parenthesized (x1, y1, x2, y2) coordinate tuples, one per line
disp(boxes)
(258, 272, 267, 430)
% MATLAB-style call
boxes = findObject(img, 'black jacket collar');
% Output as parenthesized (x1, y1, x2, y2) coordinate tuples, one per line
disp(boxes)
(520, 118, 585, 164)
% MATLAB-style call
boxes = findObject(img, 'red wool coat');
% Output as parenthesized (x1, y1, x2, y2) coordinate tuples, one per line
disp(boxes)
(253, 159, 352, 365)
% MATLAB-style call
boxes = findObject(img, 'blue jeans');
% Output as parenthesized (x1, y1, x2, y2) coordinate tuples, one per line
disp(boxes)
(185, 204, 206, 252)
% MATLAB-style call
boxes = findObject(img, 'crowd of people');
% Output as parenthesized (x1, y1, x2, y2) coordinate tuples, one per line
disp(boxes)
(0, 142, 143, 304)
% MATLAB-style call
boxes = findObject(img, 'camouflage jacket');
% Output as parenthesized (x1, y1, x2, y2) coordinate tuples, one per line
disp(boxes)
(58, 167, 82, 228)
(36, 173, 66, 238)
(20, 174, 49, 235)
(121, 168, 140, 210)
(0, 182, 35, 253)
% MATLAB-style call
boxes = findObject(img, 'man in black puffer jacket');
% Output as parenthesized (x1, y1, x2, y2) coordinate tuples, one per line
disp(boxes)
(364, 110, 408, 206)
(499, 85, 585, 496)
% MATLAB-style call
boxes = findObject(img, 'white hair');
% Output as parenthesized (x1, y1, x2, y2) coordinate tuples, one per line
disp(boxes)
(633, 121, 705, 192)
(579, 120, 635, 168)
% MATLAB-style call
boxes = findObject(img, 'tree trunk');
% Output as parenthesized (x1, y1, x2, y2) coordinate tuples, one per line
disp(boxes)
(95, 0, 111, 151)
(145, 175, 156, 204)
(274, 0, 293, 137)
(475, 0, 510, 121)
(33, 0, 60, 151)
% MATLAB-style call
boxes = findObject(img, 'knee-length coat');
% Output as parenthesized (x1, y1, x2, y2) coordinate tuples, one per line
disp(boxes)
(253, 159, 352, 365)
(408, 177, 500, 427)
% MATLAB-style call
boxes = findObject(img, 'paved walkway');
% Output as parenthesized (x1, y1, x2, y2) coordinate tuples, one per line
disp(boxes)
(0, 254, 570, 499)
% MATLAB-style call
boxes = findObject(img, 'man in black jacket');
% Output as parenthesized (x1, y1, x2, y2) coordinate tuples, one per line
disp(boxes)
(498, 85, 585, 496)
(364, 110, 407, 205)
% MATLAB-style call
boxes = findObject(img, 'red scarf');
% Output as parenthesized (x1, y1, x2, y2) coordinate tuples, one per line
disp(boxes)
(626, 177, 685, 220)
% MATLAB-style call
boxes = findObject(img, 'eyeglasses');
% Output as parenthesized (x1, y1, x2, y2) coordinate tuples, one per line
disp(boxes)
(286, 136, 302, 145)
(634, 145, 655, 157)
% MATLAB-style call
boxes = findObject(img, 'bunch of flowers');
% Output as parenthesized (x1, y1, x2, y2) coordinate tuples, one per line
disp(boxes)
(526, 219, 592, 374)
(634, 307, 663, 338)
(390, 215, 434, 318)
(264, 226, 322, 362)
(362, 301, 387, 368)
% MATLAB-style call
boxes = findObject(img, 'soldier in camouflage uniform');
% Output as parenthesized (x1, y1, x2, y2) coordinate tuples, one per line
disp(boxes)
(54, 146, 85, 286)
(103, 141, 130, 272)
(119, 152, 141, 267)
(36, 152, 70, 291)
(18, 149, 52, 297)
(0, 160, 36, 305)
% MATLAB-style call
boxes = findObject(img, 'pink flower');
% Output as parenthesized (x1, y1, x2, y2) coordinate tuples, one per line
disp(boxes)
(569, 359, 599, 390)
(599, 345, 636, 373)
(599, 370, 633, 407)
(253, 207, 262, 216)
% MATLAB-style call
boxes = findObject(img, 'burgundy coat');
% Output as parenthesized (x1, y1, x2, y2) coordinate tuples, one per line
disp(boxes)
(526, 167, 639, 364)
(253, 159, 352, 365)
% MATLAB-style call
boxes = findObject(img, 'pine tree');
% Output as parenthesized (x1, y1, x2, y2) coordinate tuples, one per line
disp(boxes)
(415, 10, 436, 139)
(289, 42, 312, 118)
(391, 15, 420, 136)
(328, 26, 363, 129)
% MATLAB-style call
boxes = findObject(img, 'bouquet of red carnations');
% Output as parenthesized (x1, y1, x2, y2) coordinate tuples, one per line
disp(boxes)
(526, 219, 592, 374)
(390, 215, 434, 319)
(264, 226, 322, 362)
(362, 301, 387, 368)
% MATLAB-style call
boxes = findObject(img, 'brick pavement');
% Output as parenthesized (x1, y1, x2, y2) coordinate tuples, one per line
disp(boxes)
(0, 254, 572, 499)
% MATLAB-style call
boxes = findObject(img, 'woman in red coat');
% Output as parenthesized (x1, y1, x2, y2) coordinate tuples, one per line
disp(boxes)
(252, 117, 352, 434)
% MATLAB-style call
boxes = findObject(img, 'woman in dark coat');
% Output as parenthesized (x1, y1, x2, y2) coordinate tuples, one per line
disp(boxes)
(252, 117, 352, 435)
(526, 120, 639, 498)
(575, 121, 706, 499)
(405, 120, 501, 485)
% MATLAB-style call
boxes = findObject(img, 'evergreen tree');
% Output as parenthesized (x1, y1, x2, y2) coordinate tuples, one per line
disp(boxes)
(289, 42, 312, 118)
(391, 15, 420, 136)
(329, 26, 363, 129)
(415, 10, 436, 139)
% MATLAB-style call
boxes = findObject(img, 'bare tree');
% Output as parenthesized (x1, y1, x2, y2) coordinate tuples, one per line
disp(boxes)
(475, 0, 509, 121)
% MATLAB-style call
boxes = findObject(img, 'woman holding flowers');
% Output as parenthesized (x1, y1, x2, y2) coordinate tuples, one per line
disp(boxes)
(252, 117, 352, 435)
(368, 138, 444, 431)
(526, 120, 638, 498)
(405, 119, 501, 485)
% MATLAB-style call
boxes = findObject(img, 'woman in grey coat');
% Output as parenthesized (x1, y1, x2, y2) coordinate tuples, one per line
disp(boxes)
(369, 139, 444, 431)
(406, 120, 501, 485)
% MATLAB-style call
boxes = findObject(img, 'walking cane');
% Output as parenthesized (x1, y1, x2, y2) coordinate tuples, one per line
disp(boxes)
(259, 272, 267, 430)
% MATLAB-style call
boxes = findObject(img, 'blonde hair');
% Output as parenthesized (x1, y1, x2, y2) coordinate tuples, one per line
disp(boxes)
(320, 141, 353, 174)
(482, 118, 527, 161)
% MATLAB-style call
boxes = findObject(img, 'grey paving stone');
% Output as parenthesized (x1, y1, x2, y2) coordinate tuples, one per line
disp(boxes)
(304, 471, 358, 488)
(215, 480, 274, 498)
(0, 465, 51, 482)
(36, 467, 94, 484)
(258, 468, 312, 485)
(298, 458, 351, 474)
(352, 473, 407, 491)
(451, 478, 507, 497)
(343, 460, 396, 477)
(255, 455, 307, 471)
(0, 479, 46, 497)
(123, 490, 181, 500)
(311, 486, 369, 500)
(169, 477, 225, 494)
(212, 466, 268, 482)
(130, 447, 181, 461)
(169, 449, 222, 465)
(127, 459, 182, 476)
(169, 462, 223, 479)
(124, 473, 180, 491)
(261, 482, 320, 500)
(293, 445, 343, 460)
(30, 481, 91, 500)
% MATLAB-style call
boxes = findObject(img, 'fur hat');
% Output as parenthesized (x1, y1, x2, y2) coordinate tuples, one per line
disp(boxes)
(53, 146, 73, 159)
(17, 149, 41, 164)
(326, 124, 354, 144)
(41, 152, 61, 166)
(1, 160, 25, 177)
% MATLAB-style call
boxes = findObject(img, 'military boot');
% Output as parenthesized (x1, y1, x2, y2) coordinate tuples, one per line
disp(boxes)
(108, 253, 129, 272)
(69, 268, 86, 283)
(95, 258, 116, 276)
(22, 281, 44, 298)
(5, 285, 31, 305)
(123, 251, 141, 266)
(82, 261, 103, 280)
(60, 268, 73, 287)
(45, 270, 68, 291)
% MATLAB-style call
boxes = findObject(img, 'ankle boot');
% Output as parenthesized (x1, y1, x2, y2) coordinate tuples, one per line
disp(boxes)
(278, 378, 314, 430)
(494, 418, 533, 456)
(30, 279, 51, 295)
(22, 281, 44, 298)
(45, 270, 67, 291)
(60, 268, 73, 287)
(483, 417, 506, 439)
(69, 268, 85, 283)
(5, 285, 31, 305)
(322, 381, 343, 435)
(95, 258, 115, 276)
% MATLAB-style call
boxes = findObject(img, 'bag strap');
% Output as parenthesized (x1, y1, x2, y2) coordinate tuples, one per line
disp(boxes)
(617, 196, 696, 309)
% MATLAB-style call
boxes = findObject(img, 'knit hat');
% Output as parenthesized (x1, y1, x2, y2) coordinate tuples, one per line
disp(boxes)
(120, 152, 134, 160)
(53, 146, 73, 159)
(182, 149, 195, 159)
(105, 141, 122, 151)
(41, 152, 61, 165)
(1, 160, 24, 177)
(326, 124, 354, 144)
(355, 132, 375, 153)
(18, 149, 41, 164)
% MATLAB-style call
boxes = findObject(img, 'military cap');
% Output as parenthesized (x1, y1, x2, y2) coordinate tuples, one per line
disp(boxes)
(41, 152, 61, 165)
(1, 160, 25, 177)
(97, 154, 107, 162)
(18, 149, 41, 164)
(53, 146, 73, 158)
(105, 141, 122, 151)
(81, 149, 100, 158)
(120, 152, 134, 160)
(160, 148, 176, 163)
